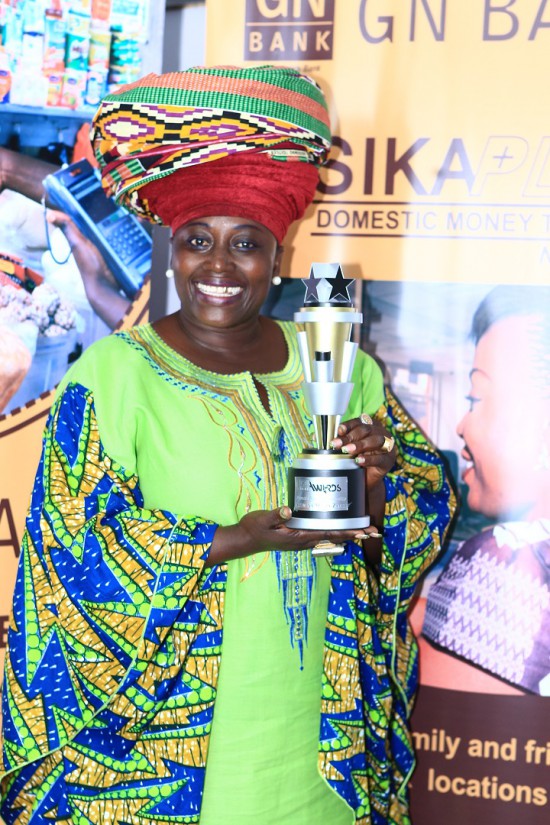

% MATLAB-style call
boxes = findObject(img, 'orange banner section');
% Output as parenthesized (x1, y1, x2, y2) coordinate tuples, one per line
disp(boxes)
(206, 0, 550, 284)
(205, 3, 550, 824)
(0, 284, 150, 681)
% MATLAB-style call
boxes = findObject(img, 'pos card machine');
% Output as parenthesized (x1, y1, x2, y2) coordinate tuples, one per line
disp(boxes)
(43, 159, 153, 299)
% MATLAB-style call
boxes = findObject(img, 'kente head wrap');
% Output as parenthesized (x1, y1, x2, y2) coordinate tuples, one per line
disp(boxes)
(90, 65, 332, 241)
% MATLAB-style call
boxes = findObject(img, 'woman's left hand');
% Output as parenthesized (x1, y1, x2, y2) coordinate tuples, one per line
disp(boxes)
(331, 414, 396, 490)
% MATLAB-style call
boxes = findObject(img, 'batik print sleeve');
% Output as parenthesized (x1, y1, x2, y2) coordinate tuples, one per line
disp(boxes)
(0, 381, 218, 785)
(318, 362, 455, 824)
(373, 387, 455, 820)
(375, 386, 456, 697)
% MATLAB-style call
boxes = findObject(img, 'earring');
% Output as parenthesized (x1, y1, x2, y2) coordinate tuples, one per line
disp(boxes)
(166, 268, 174, 279)
(272, 275, 282, 286)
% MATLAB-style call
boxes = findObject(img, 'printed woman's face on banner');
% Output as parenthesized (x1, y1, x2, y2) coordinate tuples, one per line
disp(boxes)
(457, 313, 550, 522)
(414, 293, 550, 698)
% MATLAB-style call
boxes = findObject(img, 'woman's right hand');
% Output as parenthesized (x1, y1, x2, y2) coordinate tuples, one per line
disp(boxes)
(206, 506, 380, 566)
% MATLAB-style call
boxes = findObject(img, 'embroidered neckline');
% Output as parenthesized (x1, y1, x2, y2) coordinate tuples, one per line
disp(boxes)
(123, 320, 302, 387)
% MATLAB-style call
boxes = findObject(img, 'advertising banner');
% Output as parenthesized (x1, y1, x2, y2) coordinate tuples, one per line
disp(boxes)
(360, 278, 550, 823)
(206, 1, 550, 822)
(207, 0, 549, 286)
(0, 0, 159, 742)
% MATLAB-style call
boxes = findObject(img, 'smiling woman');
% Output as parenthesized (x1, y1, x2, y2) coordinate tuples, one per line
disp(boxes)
(0, 66, 455, 825)
(164, 216, 283, 354)
(423, 285, 550, 696)
(157, 216, 286, 383)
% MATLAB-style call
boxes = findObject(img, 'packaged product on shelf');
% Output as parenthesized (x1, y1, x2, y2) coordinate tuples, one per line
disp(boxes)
(0, 0, 150, 108)
(84, 66, 106, 105)
(110, 0, 148, 36)
(66, 8, 92, 39)
(88, 23, 110, 70)
(10, 66, 48, 107)
(10, 3, 49, 106)
(43, 7, 66, 72)
(21, 0, 45, 35)
(0, 1, 11, 46)
(21, 30, 44, 70)
(1, 2, 23, 75)
(68, 0, 93, 14)
(91, 0, 111, 23)
(65, 10, 91, 72)
(45, 70, 63, 106)
(108, 24, 141, 88)
(60, 66, 87, 108)
(41, 2, 66, 108)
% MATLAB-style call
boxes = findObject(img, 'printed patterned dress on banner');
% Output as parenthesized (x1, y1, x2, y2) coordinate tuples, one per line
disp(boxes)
(424, 521, 550, 694)
(0, 322, 455, 825)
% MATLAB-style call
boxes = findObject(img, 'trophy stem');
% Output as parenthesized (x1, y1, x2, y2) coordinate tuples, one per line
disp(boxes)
(326, 414, 338, 448)
(320, 415, 328, 450)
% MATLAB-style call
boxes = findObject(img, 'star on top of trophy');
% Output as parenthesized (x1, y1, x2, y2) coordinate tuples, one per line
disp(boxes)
(301, 263, 354, 306)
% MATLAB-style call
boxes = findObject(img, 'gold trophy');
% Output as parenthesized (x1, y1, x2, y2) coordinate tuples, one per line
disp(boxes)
(287, 263, 369, 557)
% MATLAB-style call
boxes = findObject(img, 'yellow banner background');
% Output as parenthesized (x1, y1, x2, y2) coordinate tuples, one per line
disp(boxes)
(206, 3, 550, 823)
(206, 0, 550, 284)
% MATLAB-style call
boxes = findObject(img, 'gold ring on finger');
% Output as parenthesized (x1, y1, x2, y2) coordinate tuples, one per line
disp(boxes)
(381, 435, 395, 453)
(360, 413, 373, 426)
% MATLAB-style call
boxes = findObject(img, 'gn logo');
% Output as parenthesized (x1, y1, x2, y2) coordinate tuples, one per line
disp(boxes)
(245, 0, 335, 61)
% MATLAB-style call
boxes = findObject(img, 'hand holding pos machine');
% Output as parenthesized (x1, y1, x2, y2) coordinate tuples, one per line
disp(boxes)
(43, 159, 152, 299)
(287, 263, 369, 556)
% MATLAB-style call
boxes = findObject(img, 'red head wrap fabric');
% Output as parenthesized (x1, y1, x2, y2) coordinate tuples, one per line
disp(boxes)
(142, 152, 319, 244)
(90, 65, 331, 240)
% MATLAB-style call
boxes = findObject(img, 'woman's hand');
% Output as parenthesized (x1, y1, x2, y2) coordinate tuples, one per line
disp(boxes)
(206, 416, 397, 567)
(330, 414, 397, 564)
(206, 506, 382, 567)
(46, 210, 131, 329)
(331, 414, 396, 490)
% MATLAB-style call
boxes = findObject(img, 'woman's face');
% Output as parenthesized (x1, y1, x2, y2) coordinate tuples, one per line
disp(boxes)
(171, 216, 282, 331)
(457, 314, 550, 520)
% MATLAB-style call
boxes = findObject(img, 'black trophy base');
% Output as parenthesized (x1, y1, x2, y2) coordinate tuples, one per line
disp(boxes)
(286, 450, 370, 532)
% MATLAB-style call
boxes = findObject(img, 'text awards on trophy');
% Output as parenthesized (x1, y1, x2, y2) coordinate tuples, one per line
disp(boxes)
(286, 264, 369, 554)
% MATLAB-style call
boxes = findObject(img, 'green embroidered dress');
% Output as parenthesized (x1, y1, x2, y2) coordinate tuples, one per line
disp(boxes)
(0, 322, 455, 825)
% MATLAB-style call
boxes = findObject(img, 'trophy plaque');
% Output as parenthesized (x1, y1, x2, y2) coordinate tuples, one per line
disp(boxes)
(287, 263, 369, 555)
